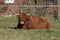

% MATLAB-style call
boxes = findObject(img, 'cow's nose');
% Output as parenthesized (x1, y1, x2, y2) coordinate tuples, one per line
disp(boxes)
(20, 22, 24, 24)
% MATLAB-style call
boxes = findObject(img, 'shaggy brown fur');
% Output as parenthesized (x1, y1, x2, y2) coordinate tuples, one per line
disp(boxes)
(16, 13, 50, 29)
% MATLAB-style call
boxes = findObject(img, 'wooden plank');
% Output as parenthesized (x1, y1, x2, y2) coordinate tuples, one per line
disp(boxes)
(57, 0, 60, 21)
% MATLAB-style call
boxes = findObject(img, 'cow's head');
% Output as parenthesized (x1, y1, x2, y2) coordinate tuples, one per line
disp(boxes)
(16, 13, 30, 25)
(19, 13, 30, 24)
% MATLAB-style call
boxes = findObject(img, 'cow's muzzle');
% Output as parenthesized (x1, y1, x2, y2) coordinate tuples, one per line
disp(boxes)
(20, 22, 24, 24)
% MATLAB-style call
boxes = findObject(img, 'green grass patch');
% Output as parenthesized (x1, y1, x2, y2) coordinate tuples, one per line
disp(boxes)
(0, 16, 60, 40)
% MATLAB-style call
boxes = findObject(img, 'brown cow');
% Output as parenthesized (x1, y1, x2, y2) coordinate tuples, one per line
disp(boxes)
(16, 13, 50, 29)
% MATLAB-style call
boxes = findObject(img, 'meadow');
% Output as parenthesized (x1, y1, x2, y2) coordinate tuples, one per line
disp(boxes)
(0, 16, 60, 40)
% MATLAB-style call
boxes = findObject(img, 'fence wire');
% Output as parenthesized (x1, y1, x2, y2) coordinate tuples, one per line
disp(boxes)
(19, 5, 58, 21)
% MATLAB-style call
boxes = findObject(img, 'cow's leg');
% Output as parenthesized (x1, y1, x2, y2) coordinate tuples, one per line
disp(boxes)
(23, 24, 30, 30)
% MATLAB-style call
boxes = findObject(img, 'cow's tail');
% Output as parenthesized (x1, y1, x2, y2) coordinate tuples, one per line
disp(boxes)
(47, 22, 51, 29)
(46, 18, 51, 29)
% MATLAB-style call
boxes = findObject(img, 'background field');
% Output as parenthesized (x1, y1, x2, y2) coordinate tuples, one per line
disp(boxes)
(0, 16, 60, 40)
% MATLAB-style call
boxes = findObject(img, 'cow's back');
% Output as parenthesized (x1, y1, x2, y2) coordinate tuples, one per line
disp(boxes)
(29, 16, 50, 29)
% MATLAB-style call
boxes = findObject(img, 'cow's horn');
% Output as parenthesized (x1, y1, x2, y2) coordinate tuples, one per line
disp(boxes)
(27, 14, 30, 15)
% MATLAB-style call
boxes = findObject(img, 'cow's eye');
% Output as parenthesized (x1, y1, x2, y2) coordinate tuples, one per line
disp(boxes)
(27, 18, 30, 21)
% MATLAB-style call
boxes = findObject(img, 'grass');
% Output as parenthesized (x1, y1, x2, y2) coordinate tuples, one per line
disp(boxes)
(0, 16, 60, 40)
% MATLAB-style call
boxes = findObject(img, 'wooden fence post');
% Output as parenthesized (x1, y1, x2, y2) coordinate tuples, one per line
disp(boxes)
(57, 0, 60, 22)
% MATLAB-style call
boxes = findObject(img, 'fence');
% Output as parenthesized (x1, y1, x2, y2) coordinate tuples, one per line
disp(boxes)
(19, 5, 58, 21)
